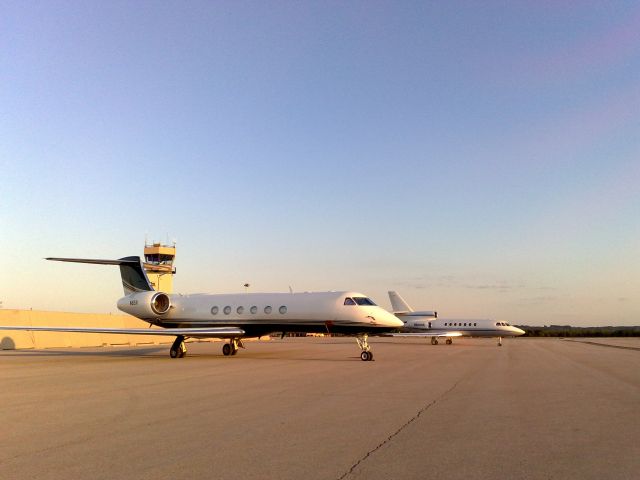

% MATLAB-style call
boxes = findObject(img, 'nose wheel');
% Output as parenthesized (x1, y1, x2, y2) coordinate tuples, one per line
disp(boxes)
(360, 351, 373, 361)
(170, 335, 187, 358)
(356, 334, 374, 361)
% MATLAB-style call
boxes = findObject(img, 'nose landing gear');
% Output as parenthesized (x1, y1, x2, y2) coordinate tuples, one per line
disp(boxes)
(356, 334, 374, 361)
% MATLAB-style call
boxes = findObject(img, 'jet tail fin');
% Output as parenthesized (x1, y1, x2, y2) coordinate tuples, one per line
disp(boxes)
(388, 291, 414, 314)
(46, 256, 154, 295)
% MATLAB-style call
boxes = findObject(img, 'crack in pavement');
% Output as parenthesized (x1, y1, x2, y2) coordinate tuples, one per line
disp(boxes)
(564, 339, 640, 351)
(337, 379, 463, 480)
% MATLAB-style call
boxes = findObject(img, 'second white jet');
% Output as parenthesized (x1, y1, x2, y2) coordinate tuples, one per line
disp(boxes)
(387, 291, 525, 346)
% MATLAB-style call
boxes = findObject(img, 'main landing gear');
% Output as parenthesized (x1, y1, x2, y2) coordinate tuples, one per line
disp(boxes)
(498, 336, 503, 347)
(222, 338, 243, 356)
(356, 334, 374, 361)
(170, 335, 187, 358)
(431, 337, 453, 345)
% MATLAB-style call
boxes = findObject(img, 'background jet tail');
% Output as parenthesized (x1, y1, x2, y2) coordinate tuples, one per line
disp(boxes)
(388, 291, 414, 314)
(46, 256, 154, 295)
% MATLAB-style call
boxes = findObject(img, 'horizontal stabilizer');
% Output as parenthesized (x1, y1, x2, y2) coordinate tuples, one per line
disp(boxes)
(46, 256, 153, 295)
(46, 257, 140, 265)
(0, 325, 245, 338)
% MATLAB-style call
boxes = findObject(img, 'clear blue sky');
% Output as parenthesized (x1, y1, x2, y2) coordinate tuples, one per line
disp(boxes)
(2, 1, 638, 325)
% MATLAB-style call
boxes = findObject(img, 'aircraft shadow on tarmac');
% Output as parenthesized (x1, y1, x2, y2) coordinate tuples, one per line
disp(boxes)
(0, 345, 364, 362)
(0, 346, 168, 357)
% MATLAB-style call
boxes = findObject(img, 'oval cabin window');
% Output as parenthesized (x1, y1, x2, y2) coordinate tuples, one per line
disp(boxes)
(224, 306, 231, 315)
(279, 306, 287, 314)
(211, 306, 219, 315)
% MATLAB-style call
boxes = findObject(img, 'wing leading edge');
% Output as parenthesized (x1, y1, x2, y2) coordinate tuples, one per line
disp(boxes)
(0, 325, 245, 338)
(383, 332, 463, 337)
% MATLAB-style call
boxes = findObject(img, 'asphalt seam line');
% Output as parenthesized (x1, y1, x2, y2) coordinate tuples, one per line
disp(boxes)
(337, 379, 463, 480)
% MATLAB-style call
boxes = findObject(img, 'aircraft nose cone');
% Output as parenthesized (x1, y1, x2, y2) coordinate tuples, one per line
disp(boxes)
(370, 309, 404, 328)
(389, 314, 404, 328)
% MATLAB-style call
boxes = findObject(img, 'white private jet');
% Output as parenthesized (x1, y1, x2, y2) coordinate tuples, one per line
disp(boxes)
(0, 257, 403, 361)
(387, 291, 525, 346)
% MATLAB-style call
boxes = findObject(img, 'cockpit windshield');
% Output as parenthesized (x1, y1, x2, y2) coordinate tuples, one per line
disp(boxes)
(353, 297, 377, 306)
(344, 297, 377, 306)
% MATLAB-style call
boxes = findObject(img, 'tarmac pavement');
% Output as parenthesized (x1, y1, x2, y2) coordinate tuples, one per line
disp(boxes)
(1, 337, 638, 479)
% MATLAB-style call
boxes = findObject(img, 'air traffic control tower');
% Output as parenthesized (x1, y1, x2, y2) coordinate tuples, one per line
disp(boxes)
(143, 241, 176, 293)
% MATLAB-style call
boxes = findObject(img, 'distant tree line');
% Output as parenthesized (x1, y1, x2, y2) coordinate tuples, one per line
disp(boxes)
(517, 325, 640, 337)
(274, 326, 640, 338)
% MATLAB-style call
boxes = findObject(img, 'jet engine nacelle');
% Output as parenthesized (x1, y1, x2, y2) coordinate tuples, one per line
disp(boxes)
(117, 291, 172, 318)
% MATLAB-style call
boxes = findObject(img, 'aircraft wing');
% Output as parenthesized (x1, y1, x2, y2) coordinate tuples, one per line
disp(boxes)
(0, 326, 244, 338)
(382, 331, 463, 337)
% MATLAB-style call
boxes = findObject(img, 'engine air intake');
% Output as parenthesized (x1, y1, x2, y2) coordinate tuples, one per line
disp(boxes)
(151, 292, 171, 315)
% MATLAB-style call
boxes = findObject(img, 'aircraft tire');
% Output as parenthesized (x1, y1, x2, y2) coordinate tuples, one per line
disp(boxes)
(222, 343, 231, 356)
(360, 351, 373, 361)
(446, 338, 452, 345)
(170, 348, 179, 358)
